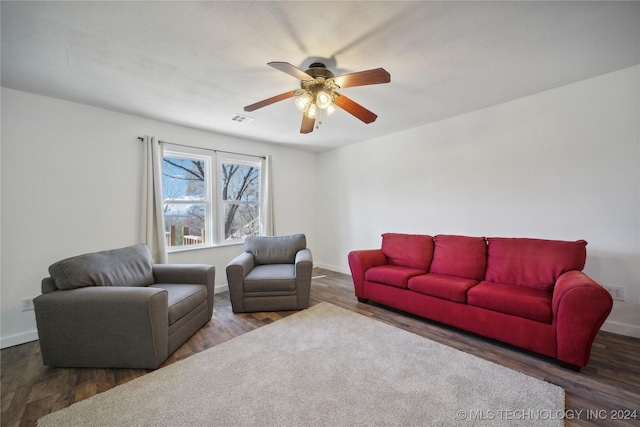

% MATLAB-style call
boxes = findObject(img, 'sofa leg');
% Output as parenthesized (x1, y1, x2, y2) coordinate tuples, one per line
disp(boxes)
(559, 361, 581, 372)
(357, 297, 369, 304)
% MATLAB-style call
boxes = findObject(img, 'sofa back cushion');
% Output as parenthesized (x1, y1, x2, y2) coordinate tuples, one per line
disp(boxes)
(49, 244, 155, 290)
(430, 235, 487, 280)
(245, 234, 306, 265)
(381, 233, 434, 271)
(485, 238, 587, 291)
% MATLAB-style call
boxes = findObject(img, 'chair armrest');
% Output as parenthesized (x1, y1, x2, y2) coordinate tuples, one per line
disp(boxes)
(226, 252, 255, 278)
(34, 286, 169, 369)
(226, 252, 255, 313)
(153, 264, 216, 317)
(295, 248, 313, 266)
(41, 277, 57, 294)
(153, 264, 215, 285)
(294, 249, 313, 308)
(552, 270, 613, 367)
(348, 249, 388, 298)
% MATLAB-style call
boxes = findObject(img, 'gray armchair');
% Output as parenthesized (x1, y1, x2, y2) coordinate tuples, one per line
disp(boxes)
(226, 234, 312, 313)
(34, 244, 215, 369)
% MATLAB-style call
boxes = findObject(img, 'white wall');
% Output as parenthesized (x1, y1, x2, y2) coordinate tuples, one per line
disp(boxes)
(2, 65, 638, 348)
(316, 66, 640, 338)
(0, 88, 317, 348)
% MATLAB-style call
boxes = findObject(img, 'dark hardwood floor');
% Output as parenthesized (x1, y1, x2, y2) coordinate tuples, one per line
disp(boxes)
(2, 268, 639, 426)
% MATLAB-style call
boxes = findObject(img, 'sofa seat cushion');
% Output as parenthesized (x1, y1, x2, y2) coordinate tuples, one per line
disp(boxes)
(485, 238, 587, 291)
(381, 233, 434, 270)
(365, 265, 426, 289)
(407, 273, 479, 303)
(149, 284, 207, 325)
(430, 235, 487, 280)
(244, 264, 296, 292)
(467, 281, 553, 323)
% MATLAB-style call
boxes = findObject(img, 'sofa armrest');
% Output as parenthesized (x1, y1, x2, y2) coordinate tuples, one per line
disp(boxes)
(153, 264, 216, 317)
(552, 270, 613, 367)
(348, 249, 388, 298)
(34, 286, 169, 369)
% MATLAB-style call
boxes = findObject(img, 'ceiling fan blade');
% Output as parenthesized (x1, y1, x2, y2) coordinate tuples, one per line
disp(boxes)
(268, 62, 314, 81)
(332, 68, 390, 88)
(333, 94, 378, 124)
(244, 91, 296, 112)
(300, 114, 315, 134)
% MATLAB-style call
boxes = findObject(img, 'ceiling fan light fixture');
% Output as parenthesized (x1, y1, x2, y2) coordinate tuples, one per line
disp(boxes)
(295, 93, 313, 112)
(306, 103, 318, 118)
(316, 90, 333, 109)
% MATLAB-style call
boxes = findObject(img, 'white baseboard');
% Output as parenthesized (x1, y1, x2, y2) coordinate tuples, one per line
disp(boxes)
(1, 330, 39, 349)
(601, 320, 640, 338)
(214, 283, 229, 294)
(314, 263, 350, 275)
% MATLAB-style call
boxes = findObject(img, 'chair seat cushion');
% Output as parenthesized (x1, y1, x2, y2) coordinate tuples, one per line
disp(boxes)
(365, 265, 426, 289)
(467, 281, 553, 323)
(244, 264, 296, 292)
(407, 273, 479, 303)
(149, 284, 207, 325)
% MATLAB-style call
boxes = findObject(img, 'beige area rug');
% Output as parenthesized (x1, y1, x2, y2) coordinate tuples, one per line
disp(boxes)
(37, 302, 564, 426)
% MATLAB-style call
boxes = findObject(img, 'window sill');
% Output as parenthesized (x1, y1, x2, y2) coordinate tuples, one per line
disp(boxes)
(167, 241, 244, 254)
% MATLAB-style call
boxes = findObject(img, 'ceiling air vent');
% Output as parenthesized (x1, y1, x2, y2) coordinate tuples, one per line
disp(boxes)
(232, 114, 254, 124)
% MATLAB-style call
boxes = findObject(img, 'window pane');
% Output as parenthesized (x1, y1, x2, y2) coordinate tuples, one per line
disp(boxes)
(221, 163, 259, 201)
(220, 160, 261, 243)
(164, 203, 206, 246)
(162, 157, 206, 200)
(223, 203, 259, 240)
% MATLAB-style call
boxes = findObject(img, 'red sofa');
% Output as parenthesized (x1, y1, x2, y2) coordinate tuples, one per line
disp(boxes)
(348, 233, 613, 369)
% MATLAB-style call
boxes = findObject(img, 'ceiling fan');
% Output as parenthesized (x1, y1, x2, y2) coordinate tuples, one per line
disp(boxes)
(244, 62, 391, 134)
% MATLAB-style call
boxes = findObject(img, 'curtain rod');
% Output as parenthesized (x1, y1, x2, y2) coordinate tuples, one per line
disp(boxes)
(137, 137, 266, 160)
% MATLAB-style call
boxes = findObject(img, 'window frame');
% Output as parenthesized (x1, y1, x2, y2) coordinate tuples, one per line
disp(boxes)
(161, 147, 264, 252)
(216, 153, 262, 245)
(162, 149, 212, 251)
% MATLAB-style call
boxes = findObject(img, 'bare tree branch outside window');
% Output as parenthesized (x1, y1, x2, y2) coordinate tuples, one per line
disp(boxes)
(222, 163, 259, 240)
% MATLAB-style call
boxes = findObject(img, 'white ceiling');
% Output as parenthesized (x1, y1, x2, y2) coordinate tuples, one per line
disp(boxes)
(2, 1, 638, 153)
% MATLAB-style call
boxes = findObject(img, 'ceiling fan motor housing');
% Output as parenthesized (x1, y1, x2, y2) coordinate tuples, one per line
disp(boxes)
(305, 63, 335, 80)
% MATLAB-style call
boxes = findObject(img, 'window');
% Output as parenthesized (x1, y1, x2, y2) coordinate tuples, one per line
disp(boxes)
(218, 155, 261, 242)
(162, 152, 210, 248)
(162, 148, 263, 250)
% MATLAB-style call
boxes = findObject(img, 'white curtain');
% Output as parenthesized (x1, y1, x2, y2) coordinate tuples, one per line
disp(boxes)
(261, 155, 275, 236)
(140, 136, 168, 263)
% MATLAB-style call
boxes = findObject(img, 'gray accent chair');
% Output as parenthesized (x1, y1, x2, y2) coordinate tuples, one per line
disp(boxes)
(34, 244, 215, 369)
(226, 234, 313, 313)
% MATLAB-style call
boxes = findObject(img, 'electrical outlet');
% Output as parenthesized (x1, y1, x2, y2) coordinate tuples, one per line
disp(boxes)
(603, 285, 625, 301)
(21, 297, 35, 311)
